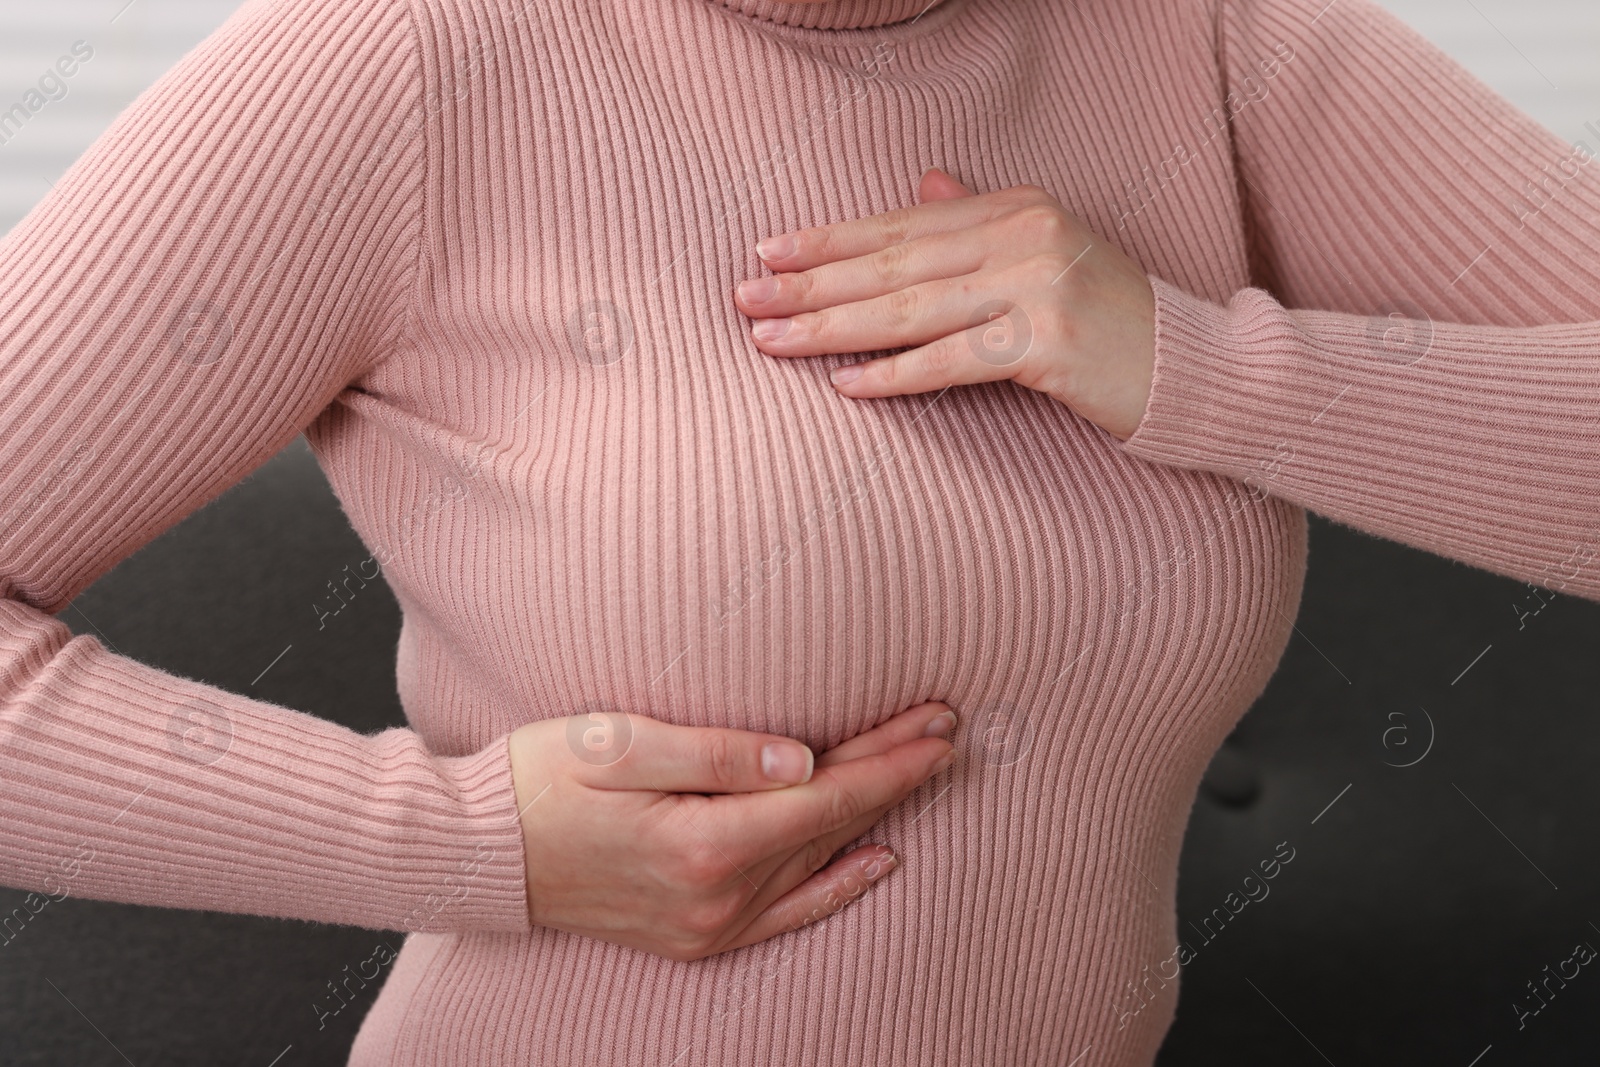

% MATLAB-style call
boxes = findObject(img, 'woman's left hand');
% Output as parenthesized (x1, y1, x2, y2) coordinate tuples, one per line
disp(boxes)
(733, 168, 1157, 441)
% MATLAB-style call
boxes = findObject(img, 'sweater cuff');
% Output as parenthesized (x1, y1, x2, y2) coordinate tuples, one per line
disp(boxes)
(1118, 274, 1286, 480)
(411, 736, 533, 934)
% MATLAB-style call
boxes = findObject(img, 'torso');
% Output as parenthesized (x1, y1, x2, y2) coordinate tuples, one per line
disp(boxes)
(314, 0, 1308, 1060)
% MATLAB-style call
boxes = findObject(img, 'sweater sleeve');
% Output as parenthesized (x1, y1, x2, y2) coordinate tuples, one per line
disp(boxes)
(0, 0, 531, 933)
(1117, 0, 1600, 604)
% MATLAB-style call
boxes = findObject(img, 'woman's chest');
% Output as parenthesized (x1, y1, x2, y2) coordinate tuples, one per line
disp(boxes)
(356, 348, 1299, 761)
(340, 0, 1299, 750)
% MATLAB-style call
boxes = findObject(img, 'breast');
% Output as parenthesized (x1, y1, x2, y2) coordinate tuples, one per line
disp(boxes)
(349, 254, 1304, 780)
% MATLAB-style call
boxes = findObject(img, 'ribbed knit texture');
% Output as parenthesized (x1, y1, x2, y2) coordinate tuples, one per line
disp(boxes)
(0, 0, 1596, 1063)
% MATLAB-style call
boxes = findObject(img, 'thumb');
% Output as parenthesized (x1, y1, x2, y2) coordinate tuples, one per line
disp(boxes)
(585, 715, 817, 793)
(919, 166, 976, 202)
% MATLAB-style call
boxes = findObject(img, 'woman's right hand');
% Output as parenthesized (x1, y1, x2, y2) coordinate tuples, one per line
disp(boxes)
(506, 701, 958, 961)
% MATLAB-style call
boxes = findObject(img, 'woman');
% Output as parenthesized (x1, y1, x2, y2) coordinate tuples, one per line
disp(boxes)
(0, 0, 1596, 1063)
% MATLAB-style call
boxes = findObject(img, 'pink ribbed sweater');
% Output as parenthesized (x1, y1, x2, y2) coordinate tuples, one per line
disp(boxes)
(2, 0, 1598, 1061)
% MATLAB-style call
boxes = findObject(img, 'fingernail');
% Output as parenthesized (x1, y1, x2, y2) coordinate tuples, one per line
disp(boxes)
(757, 234, 796, 260)
(762, 741, 814, 784)
(870, 848, 899, 878)
(830, 365, 861, 385)
(932, 749, 955, 773)
(737, 277, 777, 304)
(923, 710, 957, 738)
(753, 318, 791, 342)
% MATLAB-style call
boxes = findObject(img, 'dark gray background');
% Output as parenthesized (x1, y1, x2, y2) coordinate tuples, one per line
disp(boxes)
(3, 1, 1598, 1064)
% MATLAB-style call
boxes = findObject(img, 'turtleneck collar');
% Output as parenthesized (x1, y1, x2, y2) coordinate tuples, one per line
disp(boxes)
(704, 0, 952, 30)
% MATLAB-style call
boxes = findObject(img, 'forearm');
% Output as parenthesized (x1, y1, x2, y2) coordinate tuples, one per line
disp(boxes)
(1120, 275, 1600, 603)
(0, 598, 531, 932)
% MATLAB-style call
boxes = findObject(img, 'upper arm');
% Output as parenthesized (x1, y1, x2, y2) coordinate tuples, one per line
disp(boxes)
(1218, 0, 1600, 326)
(0, 0, 426, 610)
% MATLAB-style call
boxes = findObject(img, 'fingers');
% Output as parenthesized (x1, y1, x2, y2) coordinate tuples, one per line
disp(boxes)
(586, 716, 817, 794)
(734, 223, 989, 322)
(752, 273, 1031, 360)
(736, 199, 1075, 329)
(826, 309, 1039, 398)
(814, 701, 957, 769)
(729, 167, 985, 321)
(567, 701, 959, 792)
(714, 757, 925, 943)
(708, 737, 954, 865)
(756, 182, 1044, 272)
(918, 167, 977, 202)
(716, 844, 900, 954)
(655, 702, 958, 931)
